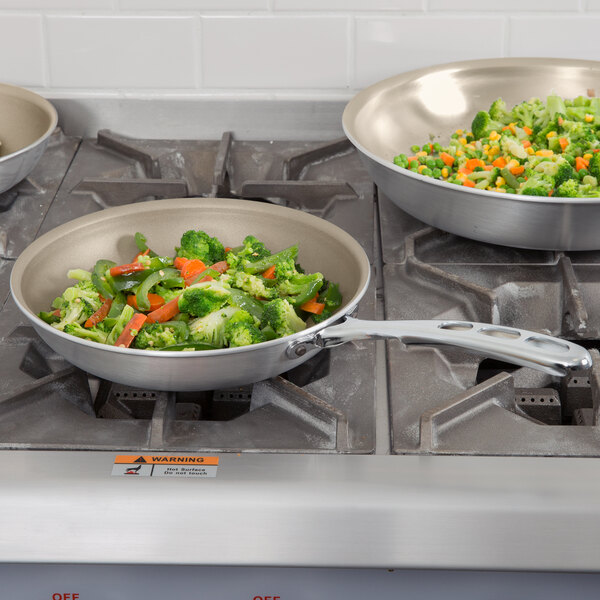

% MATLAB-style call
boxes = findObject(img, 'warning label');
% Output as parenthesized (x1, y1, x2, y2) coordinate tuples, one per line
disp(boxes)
(112, 455, 219, 478)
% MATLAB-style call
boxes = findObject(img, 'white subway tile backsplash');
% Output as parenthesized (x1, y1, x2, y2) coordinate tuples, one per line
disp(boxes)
(355, 17, 504, 89)
(202, 16, 348, 88)
(0, 15, 44, 86)
(509, 17, 600, 59)
(274, 0, 424, 10)
(46, 16, 197, 88)
(0, 0, 113, 8)
(120, 0, 268, 10)
(428, 0, 577, 11)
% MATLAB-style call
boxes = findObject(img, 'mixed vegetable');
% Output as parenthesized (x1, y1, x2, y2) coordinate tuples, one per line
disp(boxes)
(393, 94, 600, 197)
(38, 230, 342, 351)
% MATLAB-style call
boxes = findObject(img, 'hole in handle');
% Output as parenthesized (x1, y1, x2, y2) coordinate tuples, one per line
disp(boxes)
(478, 326, 521, 339)
(524, 335, 571, 353)
(438, 322, 473, 331)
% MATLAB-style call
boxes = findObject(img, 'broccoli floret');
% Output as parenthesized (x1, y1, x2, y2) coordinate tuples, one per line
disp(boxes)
(276, 272, 324, 307)
(471, 111, 505, 140)
(238, 245, 299, 275)
(511, 98, 544, 129)
(274, 257, 297, 281)
(554, 179, 580, 198)
(468, 167, 501, 189)
(188, 306, 240, 348)
(500, 135, 528, 159)
(133, 321, 189, 349)
(262, 298, 306, 338)
(224, 310, 264, 347)
(554, 161, 578, 187)
(489, 98, 513, 125)
(176, 230, 225, 264)
(226, 235, 271, 269)
(577, 183, 600, 198)
(534, 115, 565, 147)
(63, 322, 108, 344)
(153, 284, 183, 303)
(49, 281, 103, 331)
(178, 281, 230, 317)
(517, 173, 554, 197)
(230, 270, 278, 300)
(587, 152, 600, 179)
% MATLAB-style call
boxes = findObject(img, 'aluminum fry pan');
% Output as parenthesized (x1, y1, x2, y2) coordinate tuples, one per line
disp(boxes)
(10, 198, 591, 391)
(343, 57, 600, 251)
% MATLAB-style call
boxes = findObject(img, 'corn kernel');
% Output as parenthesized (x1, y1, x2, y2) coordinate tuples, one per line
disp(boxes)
(488, 146, 500, 156)
(546, 131, 557, 139)
(535, 149, 554, 157)
(495, 176, 506, 187)
(506, 159, 519, 171)
(483, 144, 490, 152)
(418, 165, 427, 174)
(526, 147, 534, 155)
(585, 114, 594, 123)
(456, 150, 464, 157)
(459, 137, 467, 145)
(508, 123, 517, 135)
(489, 131, 500, 141)
(584, 153, 593, 160)
(416, 150, 427, 157)
(455, 129, 463, 135)
(441, 167, 449, 178)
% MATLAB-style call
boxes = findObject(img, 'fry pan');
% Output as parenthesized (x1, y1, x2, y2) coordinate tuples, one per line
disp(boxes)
(9, 198, 591, 391)
(343, 57, 600, 251)
(0, 83, 58, 194)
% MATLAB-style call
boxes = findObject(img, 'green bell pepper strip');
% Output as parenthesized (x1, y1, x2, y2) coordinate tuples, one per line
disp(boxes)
(158, 342, 220, 352)
(185, 268, 220, 286)
(106, 304, 135, 346)
(312, 282, 342, 324)
(228, 288, 265, 321)
(107, 291, 127, 318)
(39, 310, 60, 324)
(242, 245, 298, 275)
(135, 267, 181, 311)
(135, 232, 158, 258)
(91, 259, 116, 299)
(285, 278, 324, 308)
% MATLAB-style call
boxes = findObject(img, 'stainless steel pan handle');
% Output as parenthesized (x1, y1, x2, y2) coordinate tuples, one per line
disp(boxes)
(289, 318, 591, 377)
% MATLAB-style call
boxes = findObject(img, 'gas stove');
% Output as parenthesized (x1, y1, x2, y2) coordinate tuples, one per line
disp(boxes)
(3, 106, 600, 598)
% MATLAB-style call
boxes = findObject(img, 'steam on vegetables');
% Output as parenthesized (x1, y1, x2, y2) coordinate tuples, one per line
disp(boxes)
(393, 94, 600, 197)
(38, 230, 342, 351)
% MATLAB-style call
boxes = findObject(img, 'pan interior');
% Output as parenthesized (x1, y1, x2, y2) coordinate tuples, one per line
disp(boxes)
(13, 198, 370, 321)
(344, 58, 600, 164)
(0, 84, 57, 158)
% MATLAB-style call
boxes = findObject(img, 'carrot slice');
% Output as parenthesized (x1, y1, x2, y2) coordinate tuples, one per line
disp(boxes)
(114, 313, 148, 348)
(132, 248, 150, 262)
(300, 295, 326, 315)
(559, 137, 569, 152)
(85, 298, 112, 328)
(184, 274, 213, 287)
(174, 256, 188, 270)
(440, 152, 455, 167)
(180, 259, 206, 280)
(109, 262, 147, 277)
(458, 167, 473, 176)
(575, 156, 589, 171)
(522, 140, 532, 148)
(462, 179, 476, 188)
(523, 126, 533, 135)
(492, 157, 507, 168)
(209, 261, 229, 274)
(483, 165, 494, 171)
(146, 297, 180, 323)
(465, 158, 485, 171)
(127, 293, 165, 312)
(262, 265, 276, 279)
(510, 165, 525, 176)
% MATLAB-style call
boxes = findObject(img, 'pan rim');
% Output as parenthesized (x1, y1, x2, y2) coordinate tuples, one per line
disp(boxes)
(0, 82, 58, 164)
(342, 56, 600, 207)
(10, 197, 370, 358)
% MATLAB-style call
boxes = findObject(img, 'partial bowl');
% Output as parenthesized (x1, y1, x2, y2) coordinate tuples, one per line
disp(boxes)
(0, 83, 58, 194)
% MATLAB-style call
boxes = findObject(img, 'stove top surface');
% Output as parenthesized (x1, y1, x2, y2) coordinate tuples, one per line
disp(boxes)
(2, 127, 600, 457)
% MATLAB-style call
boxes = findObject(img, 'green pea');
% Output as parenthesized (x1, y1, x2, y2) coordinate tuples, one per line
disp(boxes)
(426, 158, 437, 169)
(432, 142, 442, 153)
(418, 156, 427, 164)
(564, 154, 576, 165)
(409, 160, 419, 169)
(435, 158, 444, 169)
(393, 154, 409, 167)
(421, 167, 433, 177)
(422, 144, 431, 153)
(579, 168, 590, 179)
(410, 145, 420, 153)
(432, 168, 442, 178)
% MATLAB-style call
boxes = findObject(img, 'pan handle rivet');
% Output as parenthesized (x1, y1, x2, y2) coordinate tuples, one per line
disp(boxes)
(295, 345, 307, 357)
